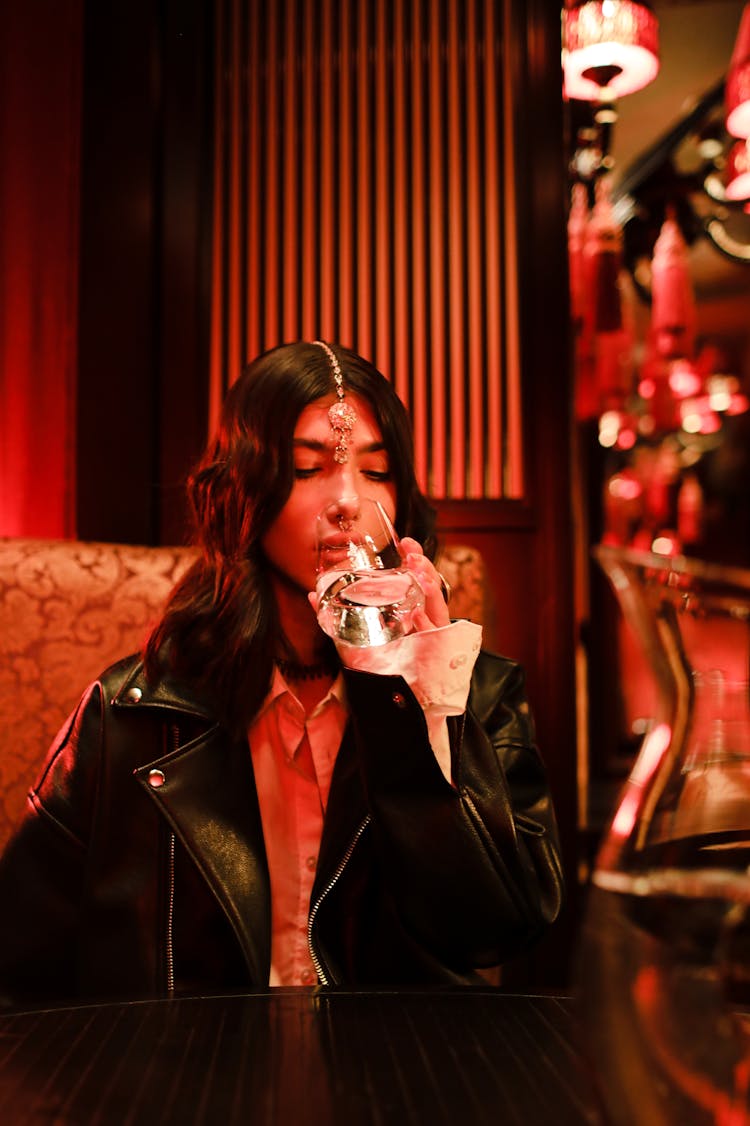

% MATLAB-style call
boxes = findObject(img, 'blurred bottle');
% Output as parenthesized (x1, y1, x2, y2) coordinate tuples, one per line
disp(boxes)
(579, 546, 750, 1125)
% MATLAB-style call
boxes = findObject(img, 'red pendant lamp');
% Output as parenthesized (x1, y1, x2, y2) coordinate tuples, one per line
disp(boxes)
(726, 3, 750, 139)
(562, 0, 660, 102)
(650, 212, 695, 362)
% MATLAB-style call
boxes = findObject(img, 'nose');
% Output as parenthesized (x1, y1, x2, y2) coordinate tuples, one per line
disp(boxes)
(328, 494, 361, 527)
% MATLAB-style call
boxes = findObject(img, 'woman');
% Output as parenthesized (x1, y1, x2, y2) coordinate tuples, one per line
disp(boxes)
(0, 342, 564, 1005)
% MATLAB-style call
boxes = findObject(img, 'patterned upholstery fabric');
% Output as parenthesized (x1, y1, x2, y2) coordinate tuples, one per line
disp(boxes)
(0, 537, 486, 852)
(0, 539, 196, 850)
(435, 543, 488, 630)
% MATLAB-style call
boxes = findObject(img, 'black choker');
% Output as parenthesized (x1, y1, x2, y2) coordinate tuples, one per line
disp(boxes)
(275, 655, 339, 682)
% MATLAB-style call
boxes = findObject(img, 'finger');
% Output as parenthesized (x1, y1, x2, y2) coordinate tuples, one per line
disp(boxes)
(410, 567, 451, 629)
(399, 536, 424, 557)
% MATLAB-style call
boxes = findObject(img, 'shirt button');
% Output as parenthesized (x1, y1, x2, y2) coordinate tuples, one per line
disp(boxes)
(147, 769, 166, 789)
(300, 969, 316, 985)
(306, 855, 317, 871)
(126, 687, 143, 703)
(449, 653, 467, 669)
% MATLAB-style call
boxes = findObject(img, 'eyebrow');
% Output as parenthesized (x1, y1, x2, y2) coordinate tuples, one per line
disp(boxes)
(293, 438, 388, 455)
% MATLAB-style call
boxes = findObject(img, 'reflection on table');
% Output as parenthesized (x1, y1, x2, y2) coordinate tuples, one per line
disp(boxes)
(0, 988, 602, 1125)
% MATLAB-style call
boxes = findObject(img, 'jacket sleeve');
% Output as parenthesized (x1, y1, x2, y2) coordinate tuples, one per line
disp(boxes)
(0, 681, 104, 1008)
(343, 651, 565, 968)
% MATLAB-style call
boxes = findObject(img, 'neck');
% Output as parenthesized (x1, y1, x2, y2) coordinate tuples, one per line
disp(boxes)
(268, 570, 326, 665)
(275, 653, 338, 682)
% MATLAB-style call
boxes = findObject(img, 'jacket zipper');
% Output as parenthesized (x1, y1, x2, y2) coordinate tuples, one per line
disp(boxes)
(165, 723, 179, 997)
(166, 831, 176, 996)
(307, 815, 370, 985)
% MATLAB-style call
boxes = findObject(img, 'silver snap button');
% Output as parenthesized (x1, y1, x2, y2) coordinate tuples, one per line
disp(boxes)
(126, 687, 143, 703)
(392, 692, 406, 708)
(147, 769, 166, 789)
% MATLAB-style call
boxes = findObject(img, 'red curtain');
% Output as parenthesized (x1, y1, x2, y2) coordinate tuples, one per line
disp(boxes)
(0, 4, 82, 537)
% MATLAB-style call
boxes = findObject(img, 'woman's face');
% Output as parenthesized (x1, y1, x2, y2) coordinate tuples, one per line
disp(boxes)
(261, 393, 397, 595)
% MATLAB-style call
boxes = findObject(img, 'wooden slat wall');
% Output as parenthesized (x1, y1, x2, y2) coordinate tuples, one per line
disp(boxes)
(210, 0, 523, 501)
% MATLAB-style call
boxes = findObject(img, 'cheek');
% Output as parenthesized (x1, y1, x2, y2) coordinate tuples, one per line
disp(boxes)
(277, 494, 321, 552)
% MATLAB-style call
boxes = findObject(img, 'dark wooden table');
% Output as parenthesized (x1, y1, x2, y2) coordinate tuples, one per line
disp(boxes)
(0, 988, 603, 1125)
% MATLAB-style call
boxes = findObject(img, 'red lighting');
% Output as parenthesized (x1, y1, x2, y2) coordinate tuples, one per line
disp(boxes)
(727, 392, 750, 415)
(608, 472, 642, 500)
(562, 1, 661, 102)
(680, 396, 721, 434)
(638, 376, 656, 399)
(651, 532, 680, 556)
(668, 360, 702, 398)
(726, 2, 750, 138)
(725, 139, 750, 200)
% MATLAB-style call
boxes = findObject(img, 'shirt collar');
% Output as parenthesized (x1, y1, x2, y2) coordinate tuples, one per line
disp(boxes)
(253, 665, 347, 724)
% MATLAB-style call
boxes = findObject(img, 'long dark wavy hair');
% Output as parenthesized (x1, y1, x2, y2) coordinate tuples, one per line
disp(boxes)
(144, 341, 436, 733)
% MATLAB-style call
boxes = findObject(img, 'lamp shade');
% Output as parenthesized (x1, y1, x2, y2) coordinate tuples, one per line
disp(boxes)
(562, 0, 660, 102)
(726, 2, 750, 138)
(725, 139, 750, 200)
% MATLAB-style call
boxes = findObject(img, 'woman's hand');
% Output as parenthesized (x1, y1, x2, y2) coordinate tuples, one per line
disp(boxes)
(400, 537, 451, 630)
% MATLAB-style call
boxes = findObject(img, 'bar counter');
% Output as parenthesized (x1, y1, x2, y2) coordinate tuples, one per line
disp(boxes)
(0, 987, 603, 1125)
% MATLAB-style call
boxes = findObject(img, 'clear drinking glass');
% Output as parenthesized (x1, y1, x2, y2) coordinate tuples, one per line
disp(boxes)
(578, 545, 750, 1125)
(315, 498, 424, 647)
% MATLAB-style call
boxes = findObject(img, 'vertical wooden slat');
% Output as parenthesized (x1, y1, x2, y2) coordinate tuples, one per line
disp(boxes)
(245, 0, 262, 362)
(227, 0, 243, 383)
(501, 0, 523, 497)
(209, 0, 227, 436)
(447, 0, 466, 497)
(338, 0, 354, 347)
(357, 0, 372, 359)
(300, 1, 316, 339)
(319, 0, 335, 338)
(484, 0, 504, 498)
(465, 0, 485, 499)
(428, 0, 446, 497)
(263, 4, 280, 347)
(374, 1, 391, 377)
(410, 0, 429, 490)
(392, 0, 410, 410)
(283, 0, 299, 342)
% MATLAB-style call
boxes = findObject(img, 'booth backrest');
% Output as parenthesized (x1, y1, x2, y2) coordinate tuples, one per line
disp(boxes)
(0, 536, 488, 851)
(0, 538, 196, 848)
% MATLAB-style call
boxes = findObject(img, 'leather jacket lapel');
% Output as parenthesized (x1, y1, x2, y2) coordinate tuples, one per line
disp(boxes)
(314, 721, 370, 892)
(134, 726, 271, 985)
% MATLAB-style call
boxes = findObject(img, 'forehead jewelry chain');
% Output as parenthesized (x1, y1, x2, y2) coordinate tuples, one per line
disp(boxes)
(312, 340, 357, 464)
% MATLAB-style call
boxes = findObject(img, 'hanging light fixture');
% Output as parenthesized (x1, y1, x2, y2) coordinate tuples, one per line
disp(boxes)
(726, 2, 750, 139)
(562, 0, 661, 103)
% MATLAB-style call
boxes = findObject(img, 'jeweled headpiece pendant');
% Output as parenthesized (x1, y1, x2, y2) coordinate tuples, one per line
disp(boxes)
(312, 340, 357, 464)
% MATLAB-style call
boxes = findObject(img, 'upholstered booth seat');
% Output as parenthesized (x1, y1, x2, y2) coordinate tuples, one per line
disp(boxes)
(0, 537, 487, 852)
(0, 539, 196, 849)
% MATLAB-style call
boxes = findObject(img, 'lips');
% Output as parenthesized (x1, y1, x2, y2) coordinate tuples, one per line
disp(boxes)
(318, 539, 353, 568)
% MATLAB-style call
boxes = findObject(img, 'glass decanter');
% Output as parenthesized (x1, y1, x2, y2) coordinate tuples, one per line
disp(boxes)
(578, 545, 750, 1125)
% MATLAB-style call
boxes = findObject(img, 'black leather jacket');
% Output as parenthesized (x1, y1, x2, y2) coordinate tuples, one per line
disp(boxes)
(0, 650, 564, 1007)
